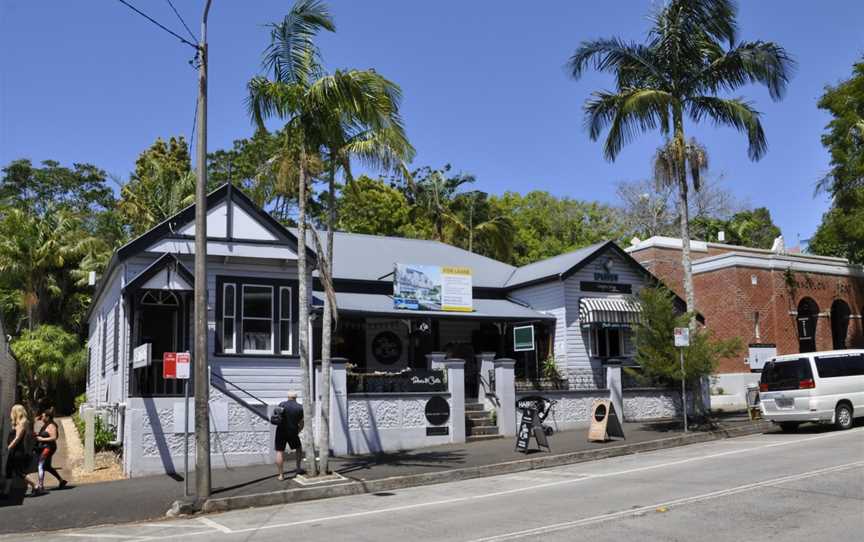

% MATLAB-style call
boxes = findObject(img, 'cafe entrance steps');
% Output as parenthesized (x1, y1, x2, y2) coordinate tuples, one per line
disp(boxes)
(465, 401, 502, 442)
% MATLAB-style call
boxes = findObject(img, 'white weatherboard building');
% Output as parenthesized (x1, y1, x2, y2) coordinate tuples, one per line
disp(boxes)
(85, 184, 697, 477)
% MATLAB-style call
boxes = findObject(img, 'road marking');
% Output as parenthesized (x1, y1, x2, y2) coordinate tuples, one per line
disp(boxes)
(463, 460, 864, 542)
(96, 428, 863, 541)
(197, 517, 232, 534)
(61, 535, 151, 540)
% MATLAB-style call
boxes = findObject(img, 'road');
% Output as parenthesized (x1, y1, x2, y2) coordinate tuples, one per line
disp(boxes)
(3, 426, 863, 541)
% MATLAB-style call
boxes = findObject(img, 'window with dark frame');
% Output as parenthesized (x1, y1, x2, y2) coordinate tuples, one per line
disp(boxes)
(113, 304, 120, 370)
(216, 277, 297, 356)
(590, 326, 623, 358)
(101, 311, 107, 376)
(279, 286, 292, 355)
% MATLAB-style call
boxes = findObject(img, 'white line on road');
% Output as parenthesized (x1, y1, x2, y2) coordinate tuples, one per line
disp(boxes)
(97, 428, 864, 542)
(196, 517, 232, 534)
(463, 460, 864, 542)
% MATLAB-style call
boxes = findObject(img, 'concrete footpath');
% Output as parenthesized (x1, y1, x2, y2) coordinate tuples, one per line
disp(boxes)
(0, 416, 769, 534)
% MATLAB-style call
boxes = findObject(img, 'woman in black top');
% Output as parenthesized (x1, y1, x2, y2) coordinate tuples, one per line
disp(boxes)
(2, 404, 37, 497)
(35, 408, 67, 492)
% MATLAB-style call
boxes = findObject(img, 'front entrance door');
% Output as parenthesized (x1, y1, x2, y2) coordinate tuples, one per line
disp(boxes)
(797, 298, 819, 353)
(132, 290, 188, 396)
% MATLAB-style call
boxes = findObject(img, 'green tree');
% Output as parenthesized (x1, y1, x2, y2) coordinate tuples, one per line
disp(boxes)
(336, 176, 413, 236)
(0, 209, 88, 331)
(405, 165, 474, 242)
(569, 0, 793, 322)
(810, 59, 864, 263)
(449, 191, 514, 261)
(0, 159, 114, 217)
(491, 191, 625, 266)
(11, 324, 86, 410)
(631, 287, 742, 417)
(118, 136, 195, 236)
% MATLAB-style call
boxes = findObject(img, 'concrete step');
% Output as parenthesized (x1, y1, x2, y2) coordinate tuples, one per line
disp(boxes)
(465, 418, 494, 429)
(465, 410, 493, 420)
(466, 434, 505, 443)
(466, 425, 499, 436)
(464, 403, 485, 412)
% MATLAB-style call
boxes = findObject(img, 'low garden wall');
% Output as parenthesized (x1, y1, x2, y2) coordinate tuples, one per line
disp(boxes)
(345, 393, 454, 454)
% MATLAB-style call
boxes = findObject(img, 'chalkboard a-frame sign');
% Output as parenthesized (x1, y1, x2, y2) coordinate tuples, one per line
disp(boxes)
(515, 408, 551, 453)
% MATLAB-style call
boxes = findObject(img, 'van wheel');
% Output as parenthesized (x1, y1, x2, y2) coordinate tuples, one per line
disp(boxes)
(835, 403, 854, 430)
(779, 422, 800, 432)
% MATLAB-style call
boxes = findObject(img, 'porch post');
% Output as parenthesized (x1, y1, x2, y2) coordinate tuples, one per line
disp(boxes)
(606, 362, 624, 421)
(493, 358, 516, 437)
(442, 359, 465, 444)
(329, 358, 349, 455)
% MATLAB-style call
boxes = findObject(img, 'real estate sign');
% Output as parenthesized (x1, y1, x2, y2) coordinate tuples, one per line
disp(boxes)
(394, 264, 473, 312)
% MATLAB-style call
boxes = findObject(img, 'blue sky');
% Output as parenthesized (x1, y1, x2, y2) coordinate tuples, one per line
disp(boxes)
(2, 1, 863, 244)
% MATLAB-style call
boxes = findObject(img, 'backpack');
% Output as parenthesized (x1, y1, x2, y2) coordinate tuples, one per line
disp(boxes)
(269, 406, 284, 426)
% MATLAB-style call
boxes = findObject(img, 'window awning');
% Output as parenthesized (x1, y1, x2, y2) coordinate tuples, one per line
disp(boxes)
(579, 297, 641, 327)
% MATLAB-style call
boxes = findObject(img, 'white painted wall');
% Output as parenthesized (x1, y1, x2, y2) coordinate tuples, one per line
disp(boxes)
(508, 281, 567, 372)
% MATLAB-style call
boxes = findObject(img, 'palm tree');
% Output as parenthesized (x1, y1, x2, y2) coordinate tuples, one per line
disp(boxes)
(411, 167, 474, 242)
(568, 0, 793, 321)
(0, 208, 86, 330)
(318, 109, 413, 476)
(247, 0, 412, 475)
(450, 191, 514, 260)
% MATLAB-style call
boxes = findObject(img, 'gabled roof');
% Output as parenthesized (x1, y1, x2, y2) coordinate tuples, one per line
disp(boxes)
(503, 241, 609, 289)
(298, 230, 517, 288)
(123, 253, 194, 293)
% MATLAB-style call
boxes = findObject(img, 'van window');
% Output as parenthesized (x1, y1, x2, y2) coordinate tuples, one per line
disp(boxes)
(761, 358, 813, 391)
(815, 354, 864, 378)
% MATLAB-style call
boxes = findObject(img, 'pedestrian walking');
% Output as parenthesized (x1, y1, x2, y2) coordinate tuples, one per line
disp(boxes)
(272, 391, 304, 480)
(34, 408, 68, 491)
(2, 404, 38, 498)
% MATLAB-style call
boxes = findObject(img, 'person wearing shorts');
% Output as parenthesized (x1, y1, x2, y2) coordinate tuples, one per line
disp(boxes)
(274, 391, 303, 480)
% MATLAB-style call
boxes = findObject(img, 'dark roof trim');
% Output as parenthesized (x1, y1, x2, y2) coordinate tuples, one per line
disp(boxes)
(322, 307, 557, 322)
(123, 253, 194, 293)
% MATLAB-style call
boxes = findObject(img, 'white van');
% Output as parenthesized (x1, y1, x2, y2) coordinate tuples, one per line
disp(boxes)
(759, 349, 864, 431)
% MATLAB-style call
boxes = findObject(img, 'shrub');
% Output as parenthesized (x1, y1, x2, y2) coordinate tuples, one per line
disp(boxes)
(72, 411, 118, 453)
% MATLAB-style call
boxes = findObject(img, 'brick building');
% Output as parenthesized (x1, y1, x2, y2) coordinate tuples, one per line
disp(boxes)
(627, 236, 864, 404)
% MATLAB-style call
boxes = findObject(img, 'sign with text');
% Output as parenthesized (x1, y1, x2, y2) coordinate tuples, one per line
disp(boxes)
(513, 325, 535, 352)
(674, 327, 690, 347)
(587, 399, 625, 442)
(515, 408, 536, 452)
(580, 281, 632, 294)
(132, 343, 152, 369)
(394, 264, 473, 312)
(163, 352, 191, 380)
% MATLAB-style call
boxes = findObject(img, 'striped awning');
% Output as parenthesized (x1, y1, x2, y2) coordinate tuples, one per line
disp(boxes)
(579, 297, 642, 327)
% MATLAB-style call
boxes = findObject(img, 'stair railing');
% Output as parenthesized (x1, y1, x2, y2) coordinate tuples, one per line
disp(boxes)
(210, 371, 270, 421)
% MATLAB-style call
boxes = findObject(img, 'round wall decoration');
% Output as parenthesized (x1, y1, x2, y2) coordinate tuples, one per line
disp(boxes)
(371, 331, 403, 365)
(424, 396, 450, 426)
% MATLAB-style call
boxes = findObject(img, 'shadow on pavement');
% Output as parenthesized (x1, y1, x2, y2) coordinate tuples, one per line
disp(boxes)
(336, 449, 469, 476)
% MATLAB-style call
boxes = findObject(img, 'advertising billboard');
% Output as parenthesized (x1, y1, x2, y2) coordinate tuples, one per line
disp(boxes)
(394, 264, 472, 312)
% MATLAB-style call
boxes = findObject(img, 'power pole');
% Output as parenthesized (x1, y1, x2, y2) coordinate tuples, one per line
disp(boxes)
(194, 0, 213, 500)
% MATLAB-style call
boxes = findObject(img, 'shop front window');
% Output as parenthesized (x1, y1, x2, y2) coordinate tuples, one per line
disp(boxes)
(242, 285, 273, 353)
(590, 326, 623, 359)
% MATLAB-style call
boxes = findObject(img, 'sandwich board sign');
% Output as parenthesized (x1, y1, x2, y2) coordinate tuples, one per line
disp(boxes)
(587, 399, 625, 442)
(515, 407, 551, 453)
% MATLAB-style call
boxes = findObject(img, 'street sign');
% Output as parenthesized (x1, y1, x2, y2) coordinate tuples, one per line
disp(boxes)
(133, 343, 152, 369)
(176, 352, 191, 380)
(674, 327, 690, 347)
(163, 352, 177, 379)
(163, 352, 191, 380)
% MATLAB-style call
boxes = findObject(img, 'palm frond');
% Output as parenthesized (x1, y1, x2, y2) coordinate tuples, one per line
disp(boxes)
(585, 89, 675, 161)
(568, 38, 665, 85)
(263, 0, 335, 85)
(697, 40, 795, 100)
(686, 96, 766, 160)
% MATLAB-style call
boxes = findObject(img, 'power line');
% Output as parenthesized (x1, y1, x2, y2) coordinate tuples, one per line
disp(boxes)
(115, 0, 198, 50)
(166, 0, 198, 43)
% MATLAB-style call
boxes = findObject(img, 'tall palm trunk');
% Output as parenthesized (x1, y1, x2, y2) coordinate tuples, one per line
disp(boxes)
(673, 107, 696, 326)
(297, 145, 319, 477)
(318, 161, 336, 474)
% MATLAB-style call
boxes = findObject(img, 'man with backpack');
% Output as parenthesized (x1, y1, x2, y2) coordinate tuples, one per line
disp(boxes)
(271, 391, 303, 480)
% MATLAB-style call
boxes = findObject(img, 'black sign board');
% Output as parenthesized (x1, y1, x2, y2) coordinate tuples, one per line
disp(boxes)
(426, 426, 449, 436)
(516, 395, 554, 422)
(425, 396, 451, 426)
(580, 281, 632, 294)
(515, 408, 536, 452)
(515, 408, 551, 454)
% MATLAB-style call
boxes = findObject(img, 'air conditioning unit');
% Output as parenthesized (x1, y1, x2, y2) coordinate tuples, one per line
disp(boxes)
(365, 318, 409, 371)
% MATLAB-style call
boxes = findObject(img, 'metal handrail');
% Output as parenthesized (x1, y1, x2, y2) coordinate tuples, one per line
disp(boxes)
(210, 371, 269, 414)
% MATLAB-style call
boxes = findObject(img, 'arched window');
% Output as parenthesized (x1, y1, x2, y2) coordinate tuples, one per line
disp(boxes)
(797, 297, 819, 353)
(140, 290, 180, 306)
(830, 299, 851, 350)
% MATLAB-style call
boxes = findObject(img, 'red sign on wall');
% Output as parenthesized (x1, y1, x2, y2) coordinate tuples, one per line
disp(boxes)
(163, 352, 191, 380)
(163, 352, 177, 379)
